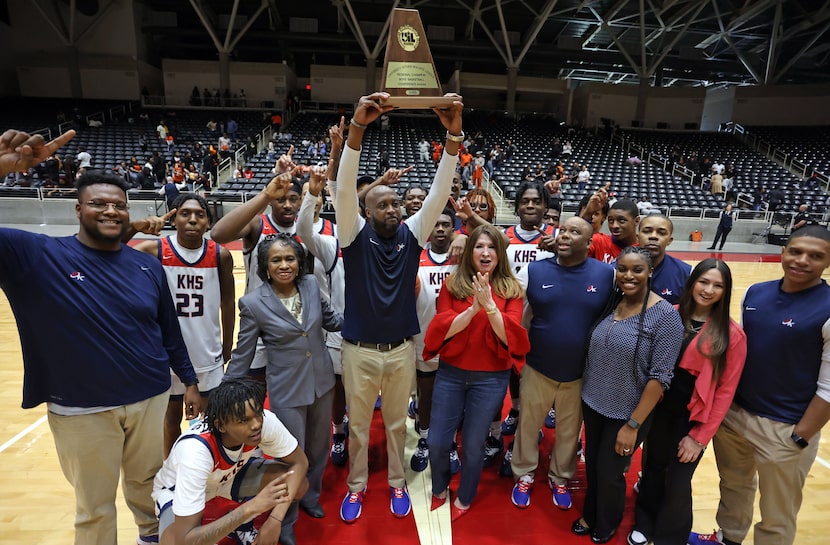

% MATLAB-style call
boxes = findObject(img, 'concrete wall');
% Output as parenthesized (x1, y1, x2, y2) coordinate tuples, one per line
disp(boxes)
(732, 83, 830, 126)
(572, 83, 706, 130)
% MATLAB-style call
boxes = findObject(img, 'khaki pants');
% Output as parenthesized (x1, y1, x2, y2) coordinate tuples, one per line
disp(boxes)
(48, 392, 168, 545)
(511, 365, 583, 485)
(342, 339, 415, 491)
(713, 403, 819, 545)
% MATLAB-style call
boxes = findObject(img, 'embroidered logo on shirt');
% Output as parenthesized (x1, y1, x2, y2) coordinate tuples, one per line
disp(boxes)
(745, 307, 757, 311)
(661, 288, 673, 296)
(782, 318, 795, 328)
(70, 271, 85, 281)
(396, 243, 406, 252)
(140, 266, 151, 271)
(586, 285, 597, 293)
(542, 284, 554, 289)
(369, 238, 380, 246)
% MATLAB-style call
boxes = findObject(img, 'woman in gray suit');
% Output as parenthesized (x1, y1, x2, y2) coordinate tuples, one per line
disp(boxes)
(226, 233, 343, 545)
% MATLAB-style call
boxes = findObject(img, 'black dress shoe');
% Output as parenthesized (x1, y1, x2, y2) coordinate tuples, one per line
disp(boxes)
(572, 518, 592, 536)
(300, 502, 325, 518)
(591, 529, 616, 544)
(279, 524, 297, 545)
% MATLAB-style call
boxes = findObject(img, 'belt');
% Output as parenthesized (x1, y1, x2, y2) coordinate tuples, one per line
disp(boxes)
(343, 337, 410, 352)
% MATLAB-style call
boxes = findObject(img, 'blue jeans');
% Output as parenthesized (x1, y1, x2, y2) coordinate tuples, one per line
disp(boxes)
(428, 361, 510, 506)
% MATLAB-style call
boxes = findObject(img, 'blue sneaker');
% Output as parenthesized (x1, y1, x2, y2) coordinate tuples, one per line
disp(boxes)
(375, 394, 382, 410)
(330, 433, 348, 466)
(340, 488, 365, 523)
(390, 486, 411, 517)
(501, 408, 519, 435)
(511, 474, 534, 508)
(408, 399, 418, 419)
(410, 438, 429, 472)
(449, 442, 461, 474)
(550, 479, 572, 510)
(137, 536, 159, 545)
(499, 440, 514, 477)
(545, 407, 556, 428)
(687, 530, 724, 544)
(343, 414, 349, 438)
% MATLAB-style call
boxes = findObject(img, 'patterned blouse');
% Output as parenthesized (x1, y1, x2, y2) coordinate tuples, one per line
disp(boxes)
(582, 298, 684, 420)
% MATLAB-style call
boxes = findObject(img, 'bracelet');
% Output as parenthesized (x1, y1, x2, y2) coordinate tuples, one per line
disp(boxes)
(446, 131, 465, 143)
(485, 307, 498, 315)
(269, 514, 283, 523)
(350, 118, 368, 129)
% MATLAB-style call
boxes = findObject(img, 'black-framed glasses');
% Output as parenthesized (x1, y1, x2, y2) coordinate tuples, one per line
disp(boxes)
(83, 200, 129, 211)
(470, 202, 489, 211)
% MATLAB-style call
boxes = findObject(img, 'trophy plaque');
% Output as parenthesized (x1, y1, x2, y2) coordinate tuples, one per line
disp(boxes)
(380, 8, 460, 109)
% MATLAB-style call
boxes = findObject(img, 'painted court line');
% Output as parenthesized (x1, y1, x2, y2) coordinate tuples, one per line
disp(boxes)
(0, 414, 47, 454)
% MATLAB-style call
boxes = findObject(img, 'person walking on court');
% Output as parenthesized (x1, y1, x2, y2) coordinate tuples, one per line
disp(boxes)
(708, 204, 737, 251)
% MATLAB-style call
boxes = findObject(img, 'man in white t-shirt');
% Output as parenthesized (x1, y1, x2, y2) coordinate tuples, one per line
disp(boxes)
(153, 379, 308, 545)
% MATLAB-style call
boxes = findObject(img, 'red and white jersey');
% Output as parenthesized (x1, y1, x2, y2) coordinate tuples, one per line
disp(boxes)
(159, 236, 223, 373)
(152, 410, 298, 517)
(414, 247, 455, 363)
(504, 224, 555, 274)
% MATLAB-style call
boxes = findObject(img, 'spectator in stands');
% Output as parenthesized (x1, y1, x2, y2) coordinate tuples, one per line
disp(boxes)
(575, 247, 683, 545)
(708, 204, 737, 251)
(689, 226, 830, 545)
(460, 148, 473, 186)
(561, 140, 573, 158)
(576, 164, 591, 191)
(712, 160, 725, 175)
(189, 85, 201, 106)
(710, 172, 724, 197)
(637, 197, 657, 216)
(159, 177, 188, 212)
(418, 139, 431, 162)
(631, 259, 746, 545)
(156, 120, 168, 141)
(544, 174, 564, 209)
(206, 119, 218, 137)
(202, 87, 211, 106)
(792, 204, 814, 231)
(550, 137, 563, 158)
(151, 151, 166, 185)
(218, 133, 232, 159)
(63, 154, 77, 187)
(227, 118, 238, 141)
(239, 88, 247, 107)
(127, 164, 146, 190)
(76, 146, 92, 172)
(752, 186, 767, 211)
(768, 185, 785, 212)
(472, 151, 485, 189)
(424, 224, 530, 521)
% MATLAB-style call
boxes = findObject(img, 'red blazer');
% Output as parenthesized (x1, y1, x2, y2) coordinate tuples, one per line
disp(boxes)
(679, 317, 747, 445)
(423, 284, 530, 373)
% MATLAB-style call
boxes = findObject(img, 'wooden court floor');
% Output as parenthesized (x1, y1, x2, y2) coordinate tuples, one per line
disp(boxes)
(0, 252, 829, 545)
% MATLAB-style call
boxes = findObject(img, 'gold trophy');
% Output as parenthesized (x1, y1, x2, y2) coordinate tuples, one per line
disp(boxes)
(380, 8, 461, 109)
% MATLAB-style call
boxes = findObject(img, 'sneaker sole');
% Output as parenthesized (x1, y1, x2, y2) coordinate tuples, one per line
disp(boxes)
(511, 495, 530, 509)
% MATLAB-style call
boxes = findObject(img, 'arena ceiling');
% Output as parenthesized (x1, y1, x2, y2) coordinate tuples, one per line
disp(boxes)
(138, 0, 830, 88)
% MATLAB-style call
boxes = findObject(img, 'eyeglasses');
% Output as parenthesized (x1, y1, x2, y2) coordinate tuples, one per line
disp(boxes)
(83, 200, 129, 211)
(469, 202, 489, 211)
(264, 232, 298, 241)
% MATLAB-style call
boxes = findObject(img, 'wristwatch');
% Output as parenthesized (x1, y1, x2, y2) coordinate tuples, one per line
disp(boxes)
(791, 431, 809, 449)
(626, 417, 640, 430)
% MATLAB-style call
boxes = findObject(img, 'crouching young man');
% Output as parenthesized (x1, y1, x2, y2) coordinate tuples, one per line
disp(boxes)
(153, 379, 309, 545)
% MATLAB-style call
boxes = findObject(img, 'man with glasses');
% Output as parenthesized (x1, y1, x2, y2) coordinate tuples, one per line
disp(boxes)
(0, 138, 201, 545)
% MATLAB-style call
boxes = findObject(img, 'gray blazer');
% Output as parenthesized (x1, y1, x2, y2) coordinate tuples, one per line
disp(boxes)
(226, 275, 343, 408)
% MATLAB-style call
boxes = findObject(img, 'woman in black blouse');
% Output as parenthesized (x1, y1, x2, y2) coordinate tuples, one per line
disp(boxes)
(573, 247, 684, 543)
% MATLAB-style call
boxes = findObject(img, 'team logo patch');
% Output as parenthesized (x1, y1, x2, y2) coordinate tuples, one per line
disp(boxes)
(661, 288, 673, 296)
(586, 285, 597, 293)
(782, 318, 795, 328)
(70, 271, 85, 282)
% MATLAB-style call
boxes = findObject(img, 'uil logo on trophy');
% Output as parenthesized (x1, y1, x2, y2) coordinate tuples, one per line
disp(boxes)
(380, 9, 461, 109)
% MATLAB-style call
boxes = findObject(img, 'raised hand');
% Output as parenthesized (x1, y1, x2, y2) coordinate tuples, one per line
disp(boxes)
(582, 182, 611, 220)
(329, 117, 345, 154)
(379, 165, 415, 186)
(536, 225, 556, 252)
(353, 92, 396, 127)
(433, 94, 463, 136)
(264, 167, 300, 201)
(307, 165, 327, 197)
(133, 208, 177, 236)
(0, 129, 76, 177)
(472, 271, 495, 311)
(275, 145, 296, 174)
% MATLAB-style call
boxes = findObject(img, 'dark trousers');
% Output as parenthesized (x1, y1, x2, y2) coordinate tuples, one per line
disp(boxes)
(635, 405, 702, 545)
(581, 403, 651, 537)
(711, 226, 731, 249)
